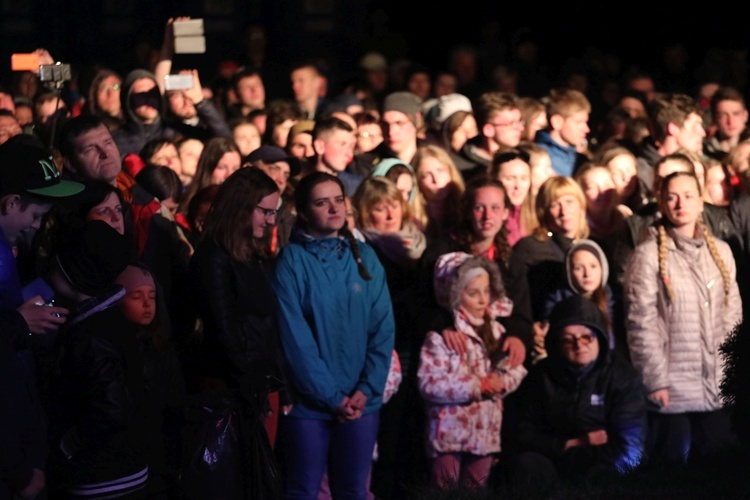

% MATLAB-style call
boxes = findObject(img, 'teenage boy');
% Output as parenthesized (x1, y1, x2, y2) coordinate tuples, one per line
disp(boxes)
(535, 88, 591, 177)
(311, 115, 363, 196)
(0, 136, 82, 333)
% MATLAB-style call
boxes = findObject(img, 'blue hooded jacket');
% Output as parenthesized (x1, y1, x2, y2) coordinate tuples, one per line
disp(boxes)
(273, 228, 395, 419)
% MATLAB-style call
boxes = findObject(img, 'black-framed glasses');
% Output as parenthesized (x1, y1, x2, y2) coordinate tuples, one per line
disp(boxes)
(255, 206, 278, 218)
(561, 333, 596, 348)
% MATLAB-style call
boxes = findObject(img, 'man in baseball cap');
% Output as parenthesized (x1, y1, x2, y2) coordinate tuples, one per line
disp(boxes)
(245, 144, 299, 194)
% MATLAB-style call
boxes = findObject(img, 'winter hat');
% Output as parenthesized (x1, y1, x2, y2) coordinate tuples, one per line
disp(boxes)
(433, 252, 504, 311)
(565, 239, 609, 293)
(55, 220, 133, 297)
(359, 52, 388, 72)
(383, 91, 422, 127)
(434, 93, 473, 126)
(115, 265, 155, 293)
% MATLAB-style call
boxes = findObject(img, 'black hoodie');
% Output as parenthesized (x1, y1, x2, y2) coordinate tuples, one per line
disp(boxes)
(112, 69, 178, 158)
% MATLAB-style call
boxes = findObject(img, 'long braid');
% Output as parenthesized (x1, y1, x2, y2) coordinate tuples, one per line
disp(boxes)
(340, 226, 372, 280)
(493, 224, 512, 266)
(699, 217, 731, 307)
(479, 311, 503, 366)
(658, 224, 674, 303)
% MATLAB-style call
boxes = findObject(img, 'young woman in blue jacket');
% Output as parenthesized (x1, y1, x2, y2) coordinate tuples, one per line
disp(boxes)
(273, 171, 395, 499)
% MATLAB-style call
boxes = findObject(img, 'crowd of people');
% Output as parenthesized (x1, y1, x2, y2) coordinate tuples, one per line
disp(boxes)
(2, 18, 750, 500)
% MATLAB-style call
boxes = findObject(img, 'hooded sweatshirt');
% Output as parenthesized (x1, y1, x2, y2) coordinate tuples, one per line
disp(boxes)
(112, 69, 177, 158)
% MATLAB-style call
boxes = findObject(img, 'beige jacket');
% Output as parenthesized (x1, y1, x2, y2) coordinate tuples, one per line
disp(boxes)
(624, 227, 742, 413)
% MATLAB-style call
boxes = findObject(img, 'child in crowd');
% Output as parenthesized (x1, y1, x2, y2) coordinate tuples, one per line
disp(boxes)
(115, 264, 186, 496)
(535, 239, 614, 361)
(418, 252, 527, 490)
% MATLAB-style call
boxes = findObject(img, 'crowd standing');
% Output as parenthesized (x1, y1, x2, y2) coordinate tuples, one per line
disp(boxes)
(2, 17, 750, 500)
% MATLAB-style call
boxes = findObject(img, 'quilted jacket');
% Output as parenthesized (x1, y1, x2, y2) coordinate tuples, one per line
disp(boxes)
(624, 226, 742, 413)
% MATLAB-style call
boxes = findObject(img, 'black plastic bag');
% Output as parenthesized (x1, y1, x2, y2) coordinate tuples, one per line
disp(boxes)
(170, 385, 283, 500)
(174, 393, 245, 499)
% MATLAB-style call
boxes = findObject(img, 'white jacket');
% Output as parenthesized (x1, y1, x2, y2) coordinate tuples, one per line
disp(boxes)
(418, 306, 527, 457)
(624, 227, 742, 413)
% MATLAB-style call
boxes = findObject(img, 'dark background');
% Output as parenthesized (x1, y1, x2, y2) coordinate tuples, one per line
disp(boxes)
(1, 1, 748, 100)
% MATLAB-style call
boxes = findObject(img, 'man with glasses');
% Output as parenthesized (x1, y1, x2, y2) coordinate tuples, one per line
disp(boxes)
(456, 91, 525, 182)
(534, 88, 591, 177)
(513, 294, 646, 493)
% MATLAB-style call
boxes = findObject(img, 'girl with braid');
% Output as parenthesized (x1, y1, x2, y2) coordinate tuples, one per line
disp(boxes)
(273, 172, 395, 498)
(624, 171, 742, 463)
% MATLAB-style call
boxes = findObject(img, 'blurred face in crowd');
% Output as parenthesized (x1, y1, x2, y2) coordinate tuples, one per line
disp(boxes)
(255, 160, 291, 193)
(471, 186, 508, 243)
(355, 124, 383, 154)
(167, 90, 197, 120)
(606, 153, 638, 198)
(496, 158, 531, 207)
(579, 167, 616, 213)
(149, 143, 183, 177)
(178, 138, 203, 180)
(96, 75, 122, 117)
(211, 151, 241, 185)
(416, 155, 452, 202)
(674, 112, 706, 154)
(714, 99, 748, 140)
(289, 132, 314, 160)
(233, 122, 261, 157)
(486, 108, 524, 148)
(367, 195, 403, 233)
(556, 110, 590, 149)
(547, 193, 583, 239)
(291, 66, 322, 104)
(704, 163, 731, 207)
(0, 115, 22, 145)
(382, 111, 417, 155)
(236, 74, 265, 111)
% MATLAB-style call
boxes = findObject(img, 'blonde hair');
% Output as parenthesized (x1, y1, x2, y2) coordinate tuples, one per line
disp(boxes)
(533, 176, 589, 241)
(351, 176, 410, 229)
(656, 171, 731, 306)
(412, 144, 465, 229)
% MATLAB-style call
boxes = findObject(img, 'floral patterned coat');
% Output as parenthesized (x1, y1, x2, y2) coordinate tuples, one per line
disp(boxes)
(418, 304, 528, 457)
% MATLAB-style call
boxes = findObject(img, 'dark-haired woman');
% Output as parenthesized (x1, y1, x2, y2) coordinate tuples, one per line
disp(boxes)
(273, 172, 395, 499)
(187, 167, 289, 446)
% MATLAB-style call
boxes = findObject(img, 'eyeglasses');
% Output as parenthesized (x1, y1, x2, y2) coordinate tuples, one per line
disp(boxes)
(490, 119, 525, 129)
(255, 205, 278, 218)
(357, 131, 382, 140)
(98, 83, 120, 93)
(561, 333, 596, 348)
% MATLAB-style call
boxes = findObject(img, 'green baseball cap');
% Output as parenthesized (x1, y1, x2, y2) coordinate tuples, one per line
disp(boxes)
(0, 137, 84, 197)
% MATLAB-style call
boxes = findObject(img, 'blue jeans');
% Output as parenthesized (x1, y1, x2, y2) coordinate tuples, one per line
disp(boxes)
(280, 412, 379, 500)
